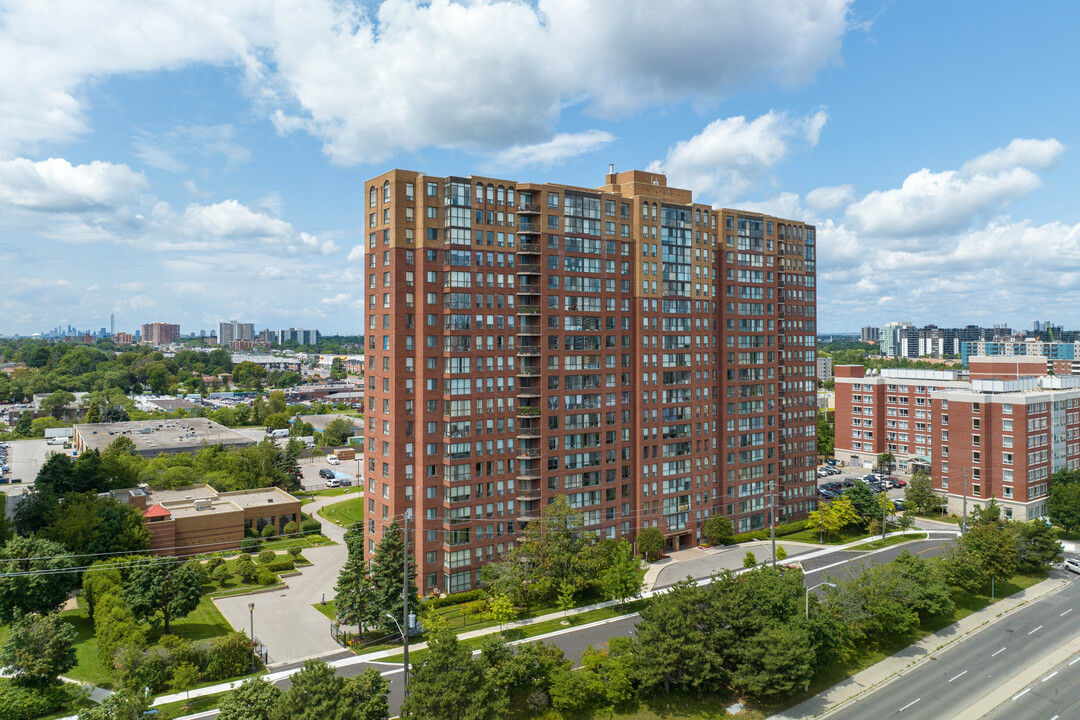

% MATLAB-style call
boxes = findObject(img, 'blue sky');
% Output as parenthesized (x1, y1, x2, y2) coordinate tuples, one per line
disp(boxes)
(1, 0, 1078, 336)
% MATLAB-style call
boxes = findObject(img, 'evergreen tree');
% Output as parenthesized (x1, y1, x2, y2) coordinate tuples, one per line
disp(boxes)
(399, 629, 482, 719)
(218, 677, 281, 720)
(269, 659, 358, 720)
(369, 520, 420, 636)
(84, 399, 102, 423)
(335, 523, 377, 638)
(342, 667, 391, 720)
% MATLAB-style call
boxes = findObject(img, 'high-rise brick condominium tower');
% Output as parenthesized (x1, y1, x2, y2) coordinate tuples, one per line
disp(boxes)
(362, 169, 817, 594)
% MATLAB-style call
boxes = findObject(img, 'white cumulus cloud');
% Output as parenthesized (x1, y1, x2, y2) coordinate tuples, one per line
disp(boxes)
(0, 157, 148, 211)
(488, 130, 615, 170)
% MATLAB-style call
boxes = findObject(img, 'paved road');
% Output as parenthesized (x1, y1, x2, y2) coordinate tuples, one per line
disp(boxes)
(825, 571, 1080, 720)
(980, 644, 1080, 720)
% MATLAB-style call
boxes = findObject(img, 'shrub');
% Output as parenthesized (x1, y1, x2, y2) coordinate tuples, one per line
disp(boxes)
(732, 520, 806, 545)
(240, 538, 260, 554)
(184, 559, 210, 587)
(0, 680, 75, 720)
(205, 633, 253, 680)
(282, 521, 299, 537)
(206, 557, 225, 572)
(266, 559, 295, 573)
(113, 643, 170, 694)
(306, 534, 331, 545)
(235, 555, 258, 583)
(260, 524, 276, 539)
(256, 569, 277, 585)
(423, 589, 486, 610)
(211, 564, 231, 584)
(244, 527, 258, 539)
(257, 550, 276, 565)
(300, 516, 322, 536)
(287, 546, 303, 559)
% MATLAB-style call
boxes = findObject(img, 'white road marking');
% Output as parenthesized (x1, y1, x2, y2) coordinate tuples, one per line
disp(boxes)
(948, 670, 967, 682)
(1028, 625, 1044, 635)
(1060, 608, 1073, 617)
(992, 647, 1007, 657)
(1042, 671, 1058, 682)
(899, 698, 921, 712)
(1069, 656, 1080, 666)
(1012, 688, 1031, 701)
(1050, 715, 1059, 720)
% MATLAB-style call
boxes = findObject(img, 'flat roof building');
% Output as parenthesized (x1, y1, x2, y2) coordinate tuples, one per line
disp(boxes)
(112, 483, 301, 555)
(363, 168, 817, 595)
(73, 418, 255, 457)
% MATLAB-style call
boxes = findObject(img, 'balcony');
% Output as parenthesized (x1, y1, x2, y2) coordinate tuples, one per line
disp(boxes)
(517, 262, 541, 275)
(517, 367, 539, 377)
(517, 305, 541, 315)
(518, 243, 541, 254)
(518, 222, 541, 234)
(517, 489, 541, 501)
(516, 405, 541, 417)
(518, 448, 541, 459)
(516, 388, 541, 399)
(517, 202, 541, 214)
(516, 429, 540, 439)
(516, 347, 541, 357)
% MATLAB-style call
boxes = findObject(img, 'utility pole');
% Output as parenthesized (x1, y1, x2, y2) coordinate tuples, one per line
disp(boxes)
(881, 457, 891, 543)
(402, 507, 412, 702)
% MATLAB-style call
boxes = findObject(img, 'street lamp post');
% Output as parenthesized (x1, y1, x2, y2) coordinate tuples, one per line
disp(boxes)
(805, 581, 837, 619)
(386, 612, 408, 706)
(248, 602, 255, 671)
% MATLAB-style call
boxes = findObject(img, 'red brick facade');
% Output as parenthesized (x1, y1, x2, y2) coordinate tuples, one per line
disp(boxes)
(364, 169, 817, 594)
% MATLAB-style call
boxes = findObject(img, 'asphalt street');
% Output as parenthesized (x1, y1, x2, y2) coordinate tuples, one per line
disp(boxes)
(825, 571, 1080, 720)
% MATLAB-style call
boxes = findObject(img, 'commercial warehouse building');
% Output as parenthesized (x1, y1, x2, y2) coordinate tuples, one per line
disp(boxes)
(72, 418, 255, 457)
(362, 168, 818, 594)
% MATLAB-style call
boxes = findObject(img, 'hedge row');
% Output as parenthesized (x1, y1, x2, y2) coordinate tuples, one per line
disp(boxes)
(422, 588, 486, 610)
(731, 520, 807, 544)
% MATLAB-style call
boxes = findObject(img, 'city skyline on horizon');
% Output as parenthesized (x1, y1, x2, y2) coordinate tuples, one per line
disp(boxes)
(1, 1, 1079, 334)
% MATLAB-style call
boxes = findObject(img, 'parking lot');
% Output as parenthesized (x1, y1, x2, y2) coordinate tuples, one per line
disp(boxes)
(297, 452, 364, 492)
(816, 465, 907, 507)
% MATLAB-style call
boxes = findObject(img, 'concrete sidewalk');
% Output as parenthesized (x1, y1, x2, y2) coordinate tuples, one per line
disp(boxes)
(769, 574, 1072, 719)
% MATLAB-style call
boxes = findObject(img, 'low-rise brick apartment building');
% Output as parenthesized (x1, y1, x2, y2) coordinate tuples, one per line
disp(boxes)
(835, 357, 1080, 521)
(363, 169, 818, 594)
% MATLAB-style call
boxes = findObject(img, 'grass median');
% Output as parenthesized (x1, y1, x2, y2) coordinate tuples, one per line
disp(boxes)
(847, 532, 927, 551)
(317, 497, 365, 526)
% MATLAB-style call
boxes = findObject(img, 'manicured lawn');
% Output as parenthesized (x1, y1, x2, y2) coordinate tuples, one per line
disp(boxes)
(915, 511, 962, 524)
(317, 497, 365, 526)
(313, 601, 337, 620)
(783, 527, 872, 545)
(848, 532, 927, 551)
(60, 604, 111, 687)
(297, 487, 362, 500)
(149, 594, 235, 644)
(152, 689, 232, 719)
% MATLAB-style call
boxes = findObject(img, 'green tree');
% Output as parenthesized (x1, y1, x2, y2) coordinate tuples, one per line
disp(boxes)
(486, 593, 517, 631)
(729, 622, 815, 699)
(817, 410, 835, 457)
(269, 659, 358, 720)
(0, 612, 77, 685)
(898, 509, 916, 535)
(843, 482, 877, 525)
(891, 550, 955, 619)
(84, 399, 102, 423)
(14, 412, 32, 436)
(876, 452, 896, 471)
(329, 357, 347, 380)
(0, 536, 78, 623)
(79, 688, 150, 720)
(170, 661, 200, 707)
(959, 523, 1019, 592)
(334, 528, 376, 639)
(703, 515, 734, 546)
(970, 497, 1003, 527)
(264, 412, 291, 431)
(40, 389, 76, 418)
(1048, 469, 1080, 535)
(342, 667, 391, 720)
(399, 629, 483, 719)
(322, 417, 357, 447)
(123, 556, 203, 634)
(368, 520, 420, 636)
(633, 578, 727, 693)
(601, 539, 642, 609)
(905, 471, 940, 514)
(556, 578, 577, 620)
(100, 403, 129, 422)
(1012, 520, 1062, 573)
(636, 526, 665, 560)
(218, 677, 282, 720)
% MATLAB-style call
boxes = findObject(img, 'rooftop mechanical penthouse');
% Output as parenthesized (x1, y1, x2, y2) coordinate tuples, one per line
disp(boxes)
(363, 169, 818, 594)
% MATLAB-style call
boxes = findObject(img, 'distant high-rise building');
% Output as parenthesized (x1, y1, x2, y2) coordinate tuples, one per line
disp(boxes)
(218, 320, 255, 346)
(860, 326, 880, 343)
(275, 328, 321, 346)
(879, 321, 912, 357)
(141, 323, 180, 345)
(363, 167, 818, 594)
(110, 313, 115, 336)
(113, 332, 134, 345)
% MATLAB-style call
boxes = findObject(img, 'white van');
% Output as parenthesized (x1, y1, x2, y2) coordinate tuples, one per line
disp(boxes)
(268, 429, 289, 439)
(46, 437, 66, 446)
(326, 455, 341, 465)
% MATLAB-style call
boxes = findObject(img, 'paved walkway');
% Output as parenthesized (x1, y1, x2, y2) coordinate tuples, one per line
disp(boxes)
(212, 491, 357, 663)
(769, 574, 1072, 719)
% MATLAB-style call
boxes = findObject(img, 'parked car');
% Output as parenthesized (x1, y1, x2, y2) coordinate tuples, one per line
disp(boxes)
(326, 478, 341, 489)
(1063, 558, 1080, 574)
(326, 455, 341, 465)
(318, 468, 335, 479)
